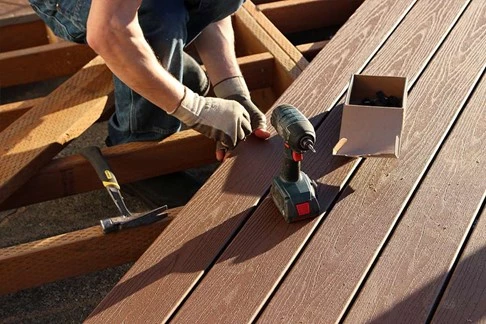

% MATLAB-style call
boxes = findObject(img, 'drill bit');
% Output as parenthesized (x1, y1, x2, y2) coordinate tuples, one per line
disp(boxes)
(302, 138, 316, 153)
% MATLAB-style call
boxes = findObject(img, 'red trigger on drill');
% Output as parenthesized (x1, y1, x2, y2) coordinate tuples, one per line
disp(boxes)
(292, 151, 304, 162)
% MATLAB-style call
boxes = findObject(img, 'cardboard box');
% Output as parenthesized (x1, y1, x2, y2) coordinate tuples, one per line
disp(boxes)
(333, 74, 407, 158)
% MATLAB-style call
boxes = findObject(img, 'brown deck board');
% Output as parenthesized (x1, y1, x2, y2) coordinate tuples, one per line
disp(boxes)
(432, 207, 486, 324)
(259, 0, 485, 322)
(87, 0, 418, 322)
(344, 72, 486, 323)
(171, 0, 472, 322)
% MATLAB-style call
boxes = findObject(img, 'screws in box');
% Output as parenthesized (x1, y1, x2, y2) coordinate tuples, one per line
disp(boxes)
(361, 91, 402, 107)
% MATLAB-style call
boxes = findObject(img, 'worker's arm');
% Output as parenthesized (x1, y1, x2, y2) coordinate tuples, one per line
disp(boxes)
(86, 0, 251, 154)
(87, 0, 183, 111)
(195, 17, 271, 142)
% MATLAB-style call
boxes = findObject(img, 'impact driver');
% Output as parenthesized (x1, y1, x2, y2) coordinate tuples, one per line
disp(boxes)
(270, 104, 321, 223)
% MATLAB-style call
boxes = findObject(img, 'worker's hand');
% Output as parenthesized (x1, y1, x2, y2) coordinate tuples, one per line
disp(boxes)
(170, 87, 252, 156)
(214, 76, 271, 140)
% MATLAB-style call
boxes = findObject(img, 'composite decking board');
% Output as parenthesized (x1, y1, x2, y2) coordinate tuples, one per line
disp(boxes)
(170, 0, 472, 322)
(344, 73, 486, 323)
(243, 1, 308, 72)
(259, 1, 485, 322)
(432, 207, 486, 324)
(87, 0, 417, 322)
(258, 0, 364, 34)
(0, 56, 113, 205)
(0, 42, 96, 87)
(0, 207, 181, 295)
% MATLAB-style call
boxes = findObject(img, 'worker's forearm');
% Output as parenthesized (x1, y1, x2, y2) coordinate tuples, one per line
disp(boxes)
(87, 0, 184, 112)
(194, 17, 242, 85)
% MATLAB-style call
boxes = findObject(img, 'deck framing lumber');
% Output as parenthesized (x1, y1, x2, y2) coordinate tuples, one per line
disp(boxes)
(258, 0, 365, 34)
(344, 73, 486, 324)
(0, 19, 46, 52)
(243, 1, 308, 71)
(259, 1, 485, 322)
(0, 207, 181, 295)
(0, 98, 43, 133)
(86, 0, 418, 321)
(0, 42, 96, 87)
(0, 56, 113, 205)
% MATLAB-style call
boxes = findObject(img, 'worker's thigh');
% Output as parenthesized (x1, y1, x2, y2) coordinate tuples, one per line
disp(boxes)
(184, 0, 245, 43)
(28, 0, 89, 43)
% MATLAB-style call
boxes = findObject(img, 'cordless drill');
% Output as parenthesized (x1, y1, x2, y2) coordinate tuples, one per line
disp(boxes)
(270, 104, 321, 223)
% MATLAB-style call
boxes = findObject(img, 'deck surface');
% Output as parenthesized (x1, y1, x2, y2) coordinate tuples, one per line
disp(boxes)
(1, 0, 484, 322)
(86, 0, 485, 322)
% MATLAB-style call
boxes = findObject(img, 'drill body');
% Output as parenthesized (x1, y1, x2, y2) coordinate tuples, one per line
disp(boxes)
(270, 104, 320, 223)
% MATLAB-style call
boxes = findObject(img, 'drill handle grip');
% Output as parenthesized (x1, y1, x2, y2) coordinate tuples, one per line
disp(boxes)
(281, 146, 301, 182)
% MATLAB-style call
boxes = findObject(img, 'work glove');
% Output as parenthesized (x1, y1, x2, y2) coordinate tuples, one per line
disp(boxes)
(170, 87, 252, 151)
(213, 76, 269, 136)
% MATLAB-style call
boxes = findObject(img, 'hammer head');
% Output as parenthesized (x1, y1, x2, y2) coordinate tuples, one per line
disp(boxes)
(100, 205, 169, 233)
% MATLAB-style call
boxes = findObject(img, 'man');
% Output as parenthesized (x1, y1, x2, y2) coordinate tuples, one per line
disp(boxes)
(29, 0, 270, 162)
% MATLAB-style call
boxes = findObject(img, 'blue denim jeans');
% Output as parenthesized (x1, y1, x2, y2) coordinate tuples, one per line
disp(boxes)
(29, 0, 244, 145)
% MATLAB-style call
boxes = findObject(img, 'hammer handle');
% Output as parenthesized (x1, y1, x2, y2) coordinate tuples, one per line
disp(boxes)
(81, 146, 120, 189)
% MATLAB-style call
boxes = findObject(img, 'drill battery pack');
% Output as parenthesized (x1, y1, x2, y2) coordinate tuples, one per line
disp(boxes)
(271, 172, 320, 223)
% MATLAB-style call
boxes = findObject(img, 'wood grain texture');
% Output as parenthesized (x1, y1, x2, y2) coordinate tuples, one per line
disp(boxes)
(0, 56, 113, 205)
(344, 69, 486, 324)
(1, 130, 215, 210)
(87, 0, 418, 322)
(0, 42, 96, 87)
(0, 98, 43, 132)
(243, 1, 308, 72)
(259, 1, 485, 322)
(233, 5, 304, 86)
(432, 207, 486, 324)
(0, 207, 181, 295)
(259, 0, 364, 34)
(170, 0, 472, 322)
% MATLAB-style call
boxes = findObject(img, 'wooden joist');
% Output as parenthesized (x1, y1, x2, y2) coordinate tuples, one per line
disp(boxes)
(259, 0, 365, 34)
(0, 98, 43, 133)
(0, 56, 113, 205)
(0, 42, 96, 87)
(0, 130, 215, 211)
(86, 0, 420, 321)
(0, 207, 181, 295)
(0, 19, 46, 52)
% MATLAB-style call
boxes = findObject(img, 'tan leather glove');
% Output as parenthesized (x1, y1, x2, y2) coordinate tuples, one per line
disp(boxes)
(213, 76, 267, 132)
(170, 87, 252, 150)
